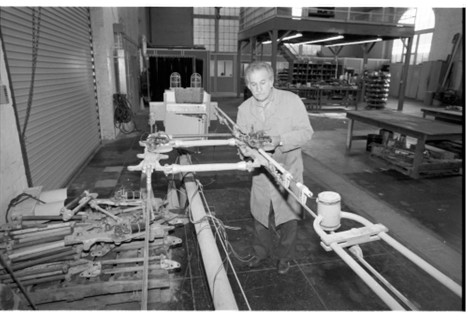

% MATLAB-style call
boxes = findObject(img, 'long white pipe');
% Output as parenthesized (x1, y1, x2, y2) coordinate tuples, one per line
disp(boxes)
(313, 217, 405, 310)
(173, 138, 237, 148)
(341, 211, 462, 297)
(330, 242, 405, 310)
(165, 162, 249, 174)
(180, 155, 238, 310)
(379, 232, 462, 297)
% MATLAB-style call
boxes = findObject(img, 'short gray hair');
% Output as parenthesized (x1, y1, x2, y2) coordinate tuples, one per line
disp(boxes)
(245, 61, 274, 83)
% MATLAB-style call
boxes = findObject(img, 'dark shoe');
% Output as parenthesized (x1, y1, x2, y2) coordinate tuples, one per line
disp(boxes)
(247, 255, 265, 268)
(277, 259, 290, 274)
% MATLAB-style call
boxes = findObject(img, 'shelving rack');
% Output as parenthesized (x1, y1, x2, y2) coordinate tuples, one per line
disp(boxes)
(291, 61, 337, 85)
(365, 71, 391, 109)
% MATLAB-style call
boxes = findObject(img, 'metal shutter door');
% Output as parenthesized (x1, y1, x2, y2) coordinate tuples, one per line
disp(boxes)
(1, 7, 101, 189)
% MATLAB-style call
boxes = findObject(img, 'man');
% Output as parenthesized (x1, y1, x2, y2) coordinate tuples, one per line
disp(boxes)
(236, 61, 314, 274)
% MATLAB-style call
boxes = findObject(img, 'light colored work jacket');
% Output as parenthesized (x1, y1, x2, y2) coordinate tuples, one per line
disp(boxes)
(236, 88, 314, 227)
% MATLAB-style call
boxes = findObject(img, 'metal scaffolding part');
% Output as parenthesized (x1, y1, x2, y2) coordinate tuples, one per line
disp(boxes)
(179, 154, 238, 310)
(313, 211, 462, 310)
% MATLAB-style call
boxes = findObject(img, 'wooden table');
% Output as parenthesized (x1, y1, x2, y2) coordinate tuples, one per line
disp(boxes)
(421, 107, 463, 124)
(346, 110, 463, 178)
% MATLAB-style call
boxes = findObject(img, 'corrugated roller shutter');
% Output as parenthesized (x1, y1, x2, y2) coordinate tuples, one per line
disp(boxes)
(1, 7, 101, 189)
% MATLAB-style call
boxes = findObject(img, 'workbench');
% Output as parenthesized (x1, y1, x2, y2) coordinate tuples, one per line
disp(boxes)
(346, 110, 463, 178)
(421, 107, 463, 124)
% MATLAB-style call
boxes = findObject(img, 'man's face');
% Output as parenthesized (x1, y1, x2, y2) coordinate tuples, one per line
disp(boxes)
(247, 69, 273, 103)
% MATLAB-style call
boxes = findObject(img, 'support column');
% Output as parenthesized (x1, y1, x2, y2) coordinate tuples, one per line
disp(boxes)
(271, 29, 278, 80)
(398, 36, 413, 111)
(237, 40, 242, 97)
(250, 36, 256, 61)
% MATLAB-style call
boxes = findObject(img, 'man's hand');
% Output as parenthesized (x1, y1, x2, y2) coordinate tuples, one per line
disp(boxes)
(262, 135, 281, 151)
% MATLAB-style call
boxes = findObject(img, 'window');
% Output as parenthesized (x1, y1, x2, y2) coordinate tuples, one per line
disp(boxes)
(217, 60, 233, 77)
(194, 18, 215, 51)
(193, 8, 239, 53)
(219, 19, 239, 52)
(391, 8, 434, 64)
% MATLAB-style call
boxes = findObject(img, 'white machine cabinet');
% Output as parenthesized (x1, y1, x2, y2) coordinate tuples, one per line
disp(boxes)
(149, 89, 217, 136)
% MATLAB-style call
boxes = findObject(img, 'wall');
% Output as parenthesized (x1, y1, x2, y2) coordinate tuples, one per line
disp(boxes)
(149, 7, 193, 47)
(91, 7, 148, 140)
(430, 8, 463, 61)
(91, 7, 118, 140)
(430, 8, 463, 93)
(0, 38, 29, 225)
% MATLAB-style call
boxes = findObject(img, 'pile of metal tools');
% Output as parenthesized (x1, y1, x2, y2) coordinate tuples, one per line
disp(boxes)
(0, 189, 186, 309)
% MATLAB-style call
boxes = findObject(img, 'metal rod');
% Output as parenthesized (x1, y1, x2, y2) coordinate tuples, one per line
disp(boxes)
(379, 232, 462, 297)
(340, 211, 462, 297)
(165, 162, 249, 174)
(140, 169, 152, 310)
(12, 249, 76, 271)
(173, 138, 237, 148)
(0, 253, 37, 309)
(330, 242, 405, 310)
(349, 246, 419, 310)
(9, 222, 73, 236)
(180, 154, 238, 310)
(171, 133, 233, 138)
(8, 241, 66, 260)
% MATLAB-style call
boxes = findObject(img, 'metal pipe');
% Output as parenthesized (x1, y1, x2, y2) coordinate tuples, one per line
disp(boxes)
(165, 162, 249, 174)
(340, 211, 462, 297)
(171, 133, 233, 138)
(330, 242, 405, 310)
(180, 155, 238, 310)
(8, 241, 66, 260)
(0, 253, 37, 309)
(379, 232, 462, 297)
(313, 216, 404, 310)
(12, 249, 76, 271)
(349, 246, 419, 310)
(173, 138, 237, 148)
(9, 222, 74, 236)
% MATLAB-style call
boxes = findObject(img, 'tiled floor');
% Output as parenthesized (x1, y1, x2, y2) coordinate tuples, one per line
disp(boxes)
(62, 96, 464, 311)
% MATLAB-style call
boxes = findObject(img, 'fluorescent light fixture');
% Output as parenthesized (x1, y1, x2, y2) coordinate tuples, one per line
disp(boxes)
(262, 33, 302, 45)
(326, 38, 383, 47)
(297, 35, 344, 45)
(282, 33, 303, 41)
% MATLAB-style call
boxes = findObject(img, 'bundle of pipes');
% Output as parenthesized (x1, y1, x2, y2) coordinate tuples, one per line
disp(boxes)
(0, 190, 185, 309)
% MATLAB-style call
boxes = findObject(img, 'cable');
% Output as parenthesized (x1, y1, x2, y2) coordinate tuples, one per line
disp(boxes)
(5, 193, 45, 223)
(195, 180, 252, 310)
(113, 93, 138, 134)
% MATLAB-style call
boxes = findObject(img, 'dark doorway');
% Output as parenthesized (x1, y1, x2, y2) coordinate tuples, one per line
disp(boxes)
(149, 56, 204, 101)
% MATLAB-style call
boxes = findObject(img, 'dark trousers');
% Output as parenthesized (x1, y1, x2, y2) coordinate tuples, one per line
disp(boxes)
(252, 206, 298, 261)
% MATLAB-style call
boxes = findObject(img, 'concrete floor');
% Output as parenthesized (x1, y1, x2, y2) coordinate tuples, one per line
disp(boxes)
(63, 96, 464, 311)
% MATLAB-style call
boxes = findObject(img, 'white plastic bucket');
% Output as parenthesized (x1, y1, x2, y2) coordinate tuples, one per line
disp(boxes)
(317, 191, 341, 231)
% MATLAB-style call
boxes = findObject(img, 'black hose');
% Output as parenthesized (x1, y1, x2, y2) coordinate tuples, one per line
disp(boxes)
(113, 93, 138, 134)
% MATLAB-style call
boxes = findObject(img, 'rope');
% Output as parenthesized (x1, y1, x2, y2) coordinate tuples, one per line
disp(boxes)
(22, 7, 42, 141)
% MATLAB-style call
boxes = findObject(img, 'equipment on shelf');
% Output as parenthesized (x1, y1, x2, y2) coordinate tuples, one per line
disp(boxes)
(364, 71, 390, 109)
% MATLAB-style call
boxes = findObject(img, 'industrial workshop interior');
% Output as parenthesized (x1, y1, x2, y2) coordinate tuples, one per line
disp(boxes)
(0, 5, 465, 313)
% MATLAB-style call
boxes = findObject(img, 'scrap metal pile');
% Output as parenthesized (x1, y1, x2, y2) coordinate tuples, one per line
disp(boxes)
(0, 189, 185, 309)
